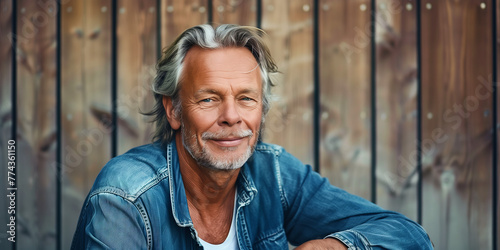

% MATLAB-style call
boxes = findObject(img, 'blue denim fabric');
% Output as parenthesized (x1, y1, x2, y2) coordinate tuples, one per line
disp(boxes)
(71, 140, 433, 249)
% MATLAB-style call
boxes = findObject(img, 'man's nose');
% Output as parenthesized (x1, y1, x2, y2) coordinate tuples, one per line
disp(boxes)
(218, 100, 242, 126)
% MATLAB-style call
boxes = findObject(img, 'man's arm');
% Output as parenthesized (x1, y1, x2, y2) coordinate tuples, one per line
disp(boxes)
(71, 193, 148, 250)
(278, 151, 432, 249)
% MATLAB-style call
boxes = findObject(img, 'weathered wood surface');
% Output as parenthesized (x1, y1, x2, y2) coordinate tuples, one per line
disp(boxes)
(161, 0, 208, 48)
(0, 0, 13, 248)
(212, 0, 256, 26)
(262, 0, 315, 165)
(375, 0, 418, 221)
(421, 0, 493, 249)
(14, 0, 58, 248)
(61, 0, 112, 249)
(318, 0, 371, 199)
(116, 0, 157, 154)
(1, 0, 500, 249)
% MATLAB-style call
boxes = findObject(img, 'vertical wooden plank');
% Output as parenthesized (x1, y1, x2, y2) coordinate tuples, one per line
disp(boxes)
(375, 0, 418, 221)
(61, 0, 112, 249)
(161, 0, 208, 48)
(261, 0, 314, 165)
(116, 0, 157, 154)
(421, 0, 493, 249)
(15, 0, 57, 248)
(317, 0, 371, 199)
(0, 0, 13, 248)
(60, 3, 84, 248)
(212, 0, 256, 26)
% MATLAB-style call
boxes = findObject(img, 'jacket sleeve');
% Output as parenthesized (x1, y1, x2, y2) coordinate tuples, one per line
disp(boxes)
(278, 151, 433, 249)
(71, 192, 149, 250)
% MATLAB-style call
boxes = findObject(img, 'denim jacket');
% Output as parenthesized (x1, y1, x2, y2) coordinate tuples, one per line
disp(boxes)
(71, 140, 432, 249)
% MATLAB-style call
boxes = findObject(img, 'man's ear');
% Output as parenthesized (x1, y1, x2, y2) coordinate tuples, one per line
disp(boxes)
(163, 96, 181, 130)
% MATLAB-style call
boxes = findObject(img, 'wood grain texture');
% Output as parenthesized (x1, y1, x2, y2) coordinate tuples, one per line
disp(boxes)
(0, 0, 13, 248)
(421, 0, 493, 249)
(61, 0, 112, 249)
(116, 0, 157, 154)
(318, 0, 371, 199)
(375, 0, 418, 221)
(161, 0, 208, 48)
(261, 0, 315, 165)
(1, 1, 498, 248)
(15, 0, 57, 248)
(212, 0, 256, 26)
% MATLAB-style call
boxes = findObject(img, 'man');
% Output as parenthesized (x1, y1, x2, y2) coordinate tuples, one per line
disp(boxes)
(72, 24, 432, 249)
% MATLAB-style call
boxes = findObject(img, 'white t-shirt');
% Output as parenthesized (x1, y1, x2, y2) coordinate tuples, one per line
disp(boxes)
(199, 191, 239, 250)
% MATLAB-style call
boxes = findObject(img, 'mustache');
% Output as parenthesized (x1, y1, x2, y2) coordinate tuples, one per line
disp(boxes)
(201, 130, 253, 140)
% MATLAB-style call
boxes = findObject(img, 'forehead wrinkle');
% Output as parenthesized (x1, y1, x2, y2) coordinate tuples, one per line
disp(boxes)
(199, 63, 259, 75)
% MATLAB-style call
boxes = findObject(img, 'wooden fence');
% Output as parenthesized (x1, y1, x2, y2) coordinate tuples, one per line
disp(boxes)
(0, 0, 498, 249)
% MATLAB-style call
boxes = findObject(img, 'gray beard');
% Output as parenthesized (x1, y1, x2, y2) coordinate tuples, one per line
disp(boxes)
(181, 126, 257, 171)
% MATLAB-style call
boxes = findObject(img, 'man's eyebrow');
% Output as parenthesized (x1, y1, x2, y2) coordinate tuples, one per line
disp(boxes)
(238, 88, 260, 95)
(194, 89, 220, 97)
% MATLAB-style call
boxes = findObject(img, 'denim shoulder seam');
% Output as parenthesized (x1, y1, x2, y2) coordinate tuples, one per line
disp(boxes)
(89, 170, 169, 202)
(255, 143, 284, 155)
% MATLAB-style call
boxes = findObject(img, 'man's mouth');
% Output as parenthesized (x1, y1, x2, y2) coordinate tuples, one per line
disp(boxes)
(210, 137, 245, 147)
(202, 130, 253, 148)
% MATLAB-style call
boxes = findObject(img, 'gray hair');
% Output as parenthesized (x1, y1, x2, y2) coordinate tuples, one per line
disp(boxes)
(145, 24, 278, 145)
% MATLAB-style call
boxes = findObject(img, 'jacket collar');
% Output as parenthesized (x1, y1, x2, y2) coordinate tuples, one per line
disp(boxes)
(236, 156, 258, 207)
(167, 140, 192, 227)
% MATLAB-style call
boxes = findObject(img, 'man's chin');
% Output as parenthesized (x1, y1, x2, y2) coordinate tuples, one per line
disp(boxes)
(200, 148, 253, 170)
(202, 163, 243, 171)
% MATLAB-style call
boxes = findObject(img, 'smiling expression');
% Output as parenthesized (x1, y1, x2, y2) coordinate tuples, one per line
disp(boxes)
(172, 46, 263, 170)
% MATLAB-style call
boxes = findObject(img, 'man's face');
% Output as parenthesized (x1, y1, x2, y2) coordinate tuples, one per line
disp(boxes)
(177, 46, 263, 170)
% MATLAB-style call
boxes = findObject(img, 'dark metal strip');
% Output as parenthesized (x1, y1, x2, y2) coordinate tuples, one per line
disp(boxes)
(416, 0, 423, 225)
(157, 0, 162, 60)
(491, 0, 498, 248)
(111, 0, 118, 157)
(313, 0, 320, 173)
(256, 0, 262, 28)
(208, 0, 213, 24)
(370, 0, 377, 204)
(56, 0, 62, 248)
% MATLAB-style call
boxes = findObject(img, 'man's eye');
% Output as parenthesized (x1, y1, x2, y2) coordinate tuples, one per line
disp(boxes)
(241, 97, 254, 101)
(201, 98, 213, 103)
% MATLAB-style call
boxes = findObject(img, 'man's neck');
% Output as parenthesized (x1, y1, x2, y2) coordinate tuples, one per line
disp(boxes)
(175, 133, 240, 244)
(175, 133, 239, 210)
